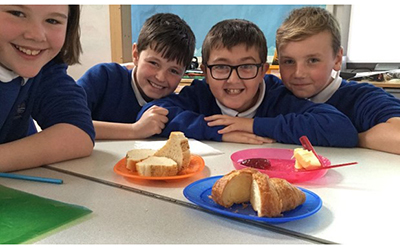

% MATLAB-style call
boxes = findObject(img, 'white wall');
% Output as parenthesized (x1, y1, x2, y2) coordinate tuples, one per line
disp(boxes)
(67, 5, 112, 80)
(347, 4, 399, 64)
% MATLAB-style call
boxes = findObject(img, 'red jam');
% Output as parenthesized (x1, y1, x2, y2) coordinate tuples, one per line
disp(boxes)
(240, 158, 271, 170)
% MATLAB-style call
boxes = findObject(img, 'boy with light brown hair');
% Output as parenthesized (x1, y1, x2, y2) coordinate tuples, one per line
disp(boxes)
(275, 6, 400, 154)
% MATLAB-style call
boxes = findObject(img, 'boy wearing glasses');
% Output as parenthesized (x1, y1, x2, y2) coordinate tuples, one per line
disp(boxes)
(138, 19, 358, 147)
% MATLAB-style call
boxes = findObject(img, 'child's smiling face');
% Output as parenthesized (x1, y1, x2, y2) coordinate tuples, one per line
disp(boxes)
(278, 31, 343, 99)
(0, 5, 68, 78)
(202, 44, 268, 113)
(132, 44, 186, 101)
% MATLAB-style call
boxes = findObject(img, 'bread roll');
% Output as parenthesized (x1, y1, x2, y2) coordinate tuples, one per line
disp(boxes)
(211, 168, 253, 207)
(126, 149, 156, 172)
(136, 156, 179, 177)
(212, 168, 306, 217)
(250, 170, 283, 218)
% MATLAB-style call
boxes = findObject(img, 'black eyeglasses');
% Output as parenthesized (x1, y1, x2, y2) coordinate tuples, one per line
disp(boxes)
(205, 63, 264, 80)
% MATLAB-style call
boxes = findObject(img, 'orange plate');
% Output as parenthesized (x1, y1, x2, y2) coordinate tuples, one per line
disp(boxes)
(113, 154, 205, 180)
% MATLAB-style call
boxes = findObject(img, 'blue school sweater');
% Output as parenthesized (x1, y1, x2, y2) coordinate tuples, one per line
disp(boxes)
(77, 63, 142, 123)
(0, 60, 95, 144)
(138, 75, 359, 147)
(326, 80, 400, 132)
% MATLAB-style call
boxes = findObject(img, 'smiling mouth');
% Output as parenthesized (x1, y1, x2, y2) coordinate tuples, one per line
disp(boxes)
(225, 89, 244, 95)
(14, 45, 42, 56)
(149, 81, 165, 90)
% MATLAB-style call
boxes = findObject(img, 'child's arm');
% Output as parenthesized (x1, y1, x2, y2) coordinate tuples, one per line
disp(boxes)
(94, 106, 169, 140)
(136, 81, 225, 141)
(0, 124, 93, 172)
(358, 117, 400, 154)
(205, 115, 254, 134)
(221, 131, 274, 144)
(205, 115, 275, 144)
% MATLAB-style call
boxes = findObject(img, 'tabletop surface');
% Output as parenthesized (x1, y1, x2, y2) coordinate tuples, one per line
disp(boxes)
(1, 168, 311, 244)
(2, 139, 399, 245)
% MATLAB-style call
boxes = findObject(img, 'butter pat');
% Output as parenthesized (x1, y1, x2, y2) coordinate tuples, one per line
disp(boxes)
(293, 148, 321, 170)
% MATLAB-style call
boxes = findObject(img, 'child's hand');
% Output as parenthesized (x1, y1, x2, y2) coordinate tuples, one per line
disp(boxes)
(205, 115, 253, 134)
(222, 131, 275, 145)
(133, 105, 169, 138)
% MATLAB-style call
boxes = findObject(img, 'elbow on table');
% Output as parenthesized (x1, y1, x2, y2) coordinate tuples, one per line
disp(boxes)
(81, 143, 94, 157)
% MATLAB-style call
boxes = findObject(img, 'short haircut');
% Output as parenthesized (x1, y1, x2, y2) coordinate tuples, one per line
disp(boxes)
(202, 19, 267, 65)
(136, 13, 196, 69)
(55, 5, 82, 65)
(276, 7, 341, 56)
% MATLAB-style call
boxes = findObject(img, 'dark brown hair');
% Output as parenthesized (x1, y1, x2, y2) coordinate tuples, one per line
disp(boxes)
(201, 19, 268, 65)
(136, 13, 196, 68)
(54, 5, 82, 65)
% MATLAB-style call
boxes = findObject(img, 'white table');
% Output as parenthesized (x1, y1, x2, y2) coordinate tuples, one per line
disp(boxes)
(8, 139, 400, 244)
(1, 167, 310, 244)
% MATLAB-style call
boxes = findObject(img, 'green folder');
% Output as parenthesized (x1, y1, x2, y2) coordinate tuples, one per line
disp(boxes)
(0, 185, 92, 244)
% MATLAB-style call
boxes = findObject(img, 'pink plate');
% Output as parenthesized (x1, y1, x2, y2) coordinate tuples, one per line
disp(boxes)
(230, 148, 330, 183)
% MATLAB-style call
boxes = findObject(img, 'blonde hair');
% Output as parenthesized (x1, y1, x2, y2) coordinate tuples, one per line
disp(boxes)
(276, 7, 341, 56)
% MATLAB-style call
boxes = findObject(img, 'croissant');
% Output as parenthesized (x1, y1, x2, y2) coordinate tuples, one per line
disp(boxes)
(211, 168, 306, 217)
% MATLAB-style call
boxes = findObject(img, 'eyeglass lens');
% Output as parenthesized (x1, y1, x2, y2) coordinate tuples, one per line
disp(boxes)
(210, 64, 260, 80)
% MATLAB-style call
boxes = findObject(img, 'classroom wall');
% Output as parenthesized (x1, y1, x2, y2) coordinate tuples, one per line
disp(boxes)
(69, 5, 352, 81)
(67, 5, 112, 80)
(130, 5, 322, 61)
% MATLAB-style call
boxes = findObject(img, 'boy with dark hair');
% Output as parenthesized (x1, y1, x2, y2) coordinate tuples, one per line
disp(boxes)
(138, 19, 358, 147)
(276, 7, 400, 154)
(78, 13, 195, 140)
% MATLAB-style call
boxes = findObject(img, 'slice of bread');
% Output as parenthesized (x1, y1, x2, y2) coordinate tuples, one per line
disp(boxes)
(136, 156, 179, 177)
(154, 132, 190, 171)
(126, 149, 156, 172)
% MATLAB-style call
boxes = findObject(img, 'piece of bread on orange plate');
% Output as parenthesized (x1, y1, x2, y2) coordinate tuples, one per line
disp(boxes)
(211, 168, 306, 218)
(136, 156, 179, 177)
(154, 131, 191, 172)
(293, 148, 321, 170)
(126, 149, 156, 172)
(124, 131, 191, 177)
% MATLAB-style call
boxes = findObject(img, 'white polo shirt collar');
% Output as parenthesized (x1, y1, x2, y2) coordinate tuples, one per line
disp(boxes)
(130, 66, 147, 107)
(0, 65, 29, 85)
(309, 73, 342, 103)
(217, 80, 266, 118)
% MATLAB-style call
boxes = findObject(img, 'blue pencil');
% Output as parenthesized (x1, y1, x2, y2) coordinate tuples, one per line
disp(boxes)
(0, 172, 63, 184)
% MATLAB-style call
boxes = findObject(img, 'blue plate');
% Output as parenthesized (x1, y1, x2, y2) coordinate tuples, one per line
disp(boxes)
(183, 175, 322, 224)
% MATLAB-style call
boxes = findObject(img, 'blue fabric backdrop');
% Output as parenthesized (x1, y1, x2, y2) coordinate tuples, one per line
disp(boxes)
(131, 5, 324, 58)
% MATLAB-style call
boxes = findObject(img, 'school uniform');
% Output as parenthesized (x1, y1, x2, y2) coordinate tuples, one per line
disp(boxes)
(77, 63, 149, 123)
(138, 74, 359, 147)
(310, 75, 400, 132)
(0, 60, 95, 144)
